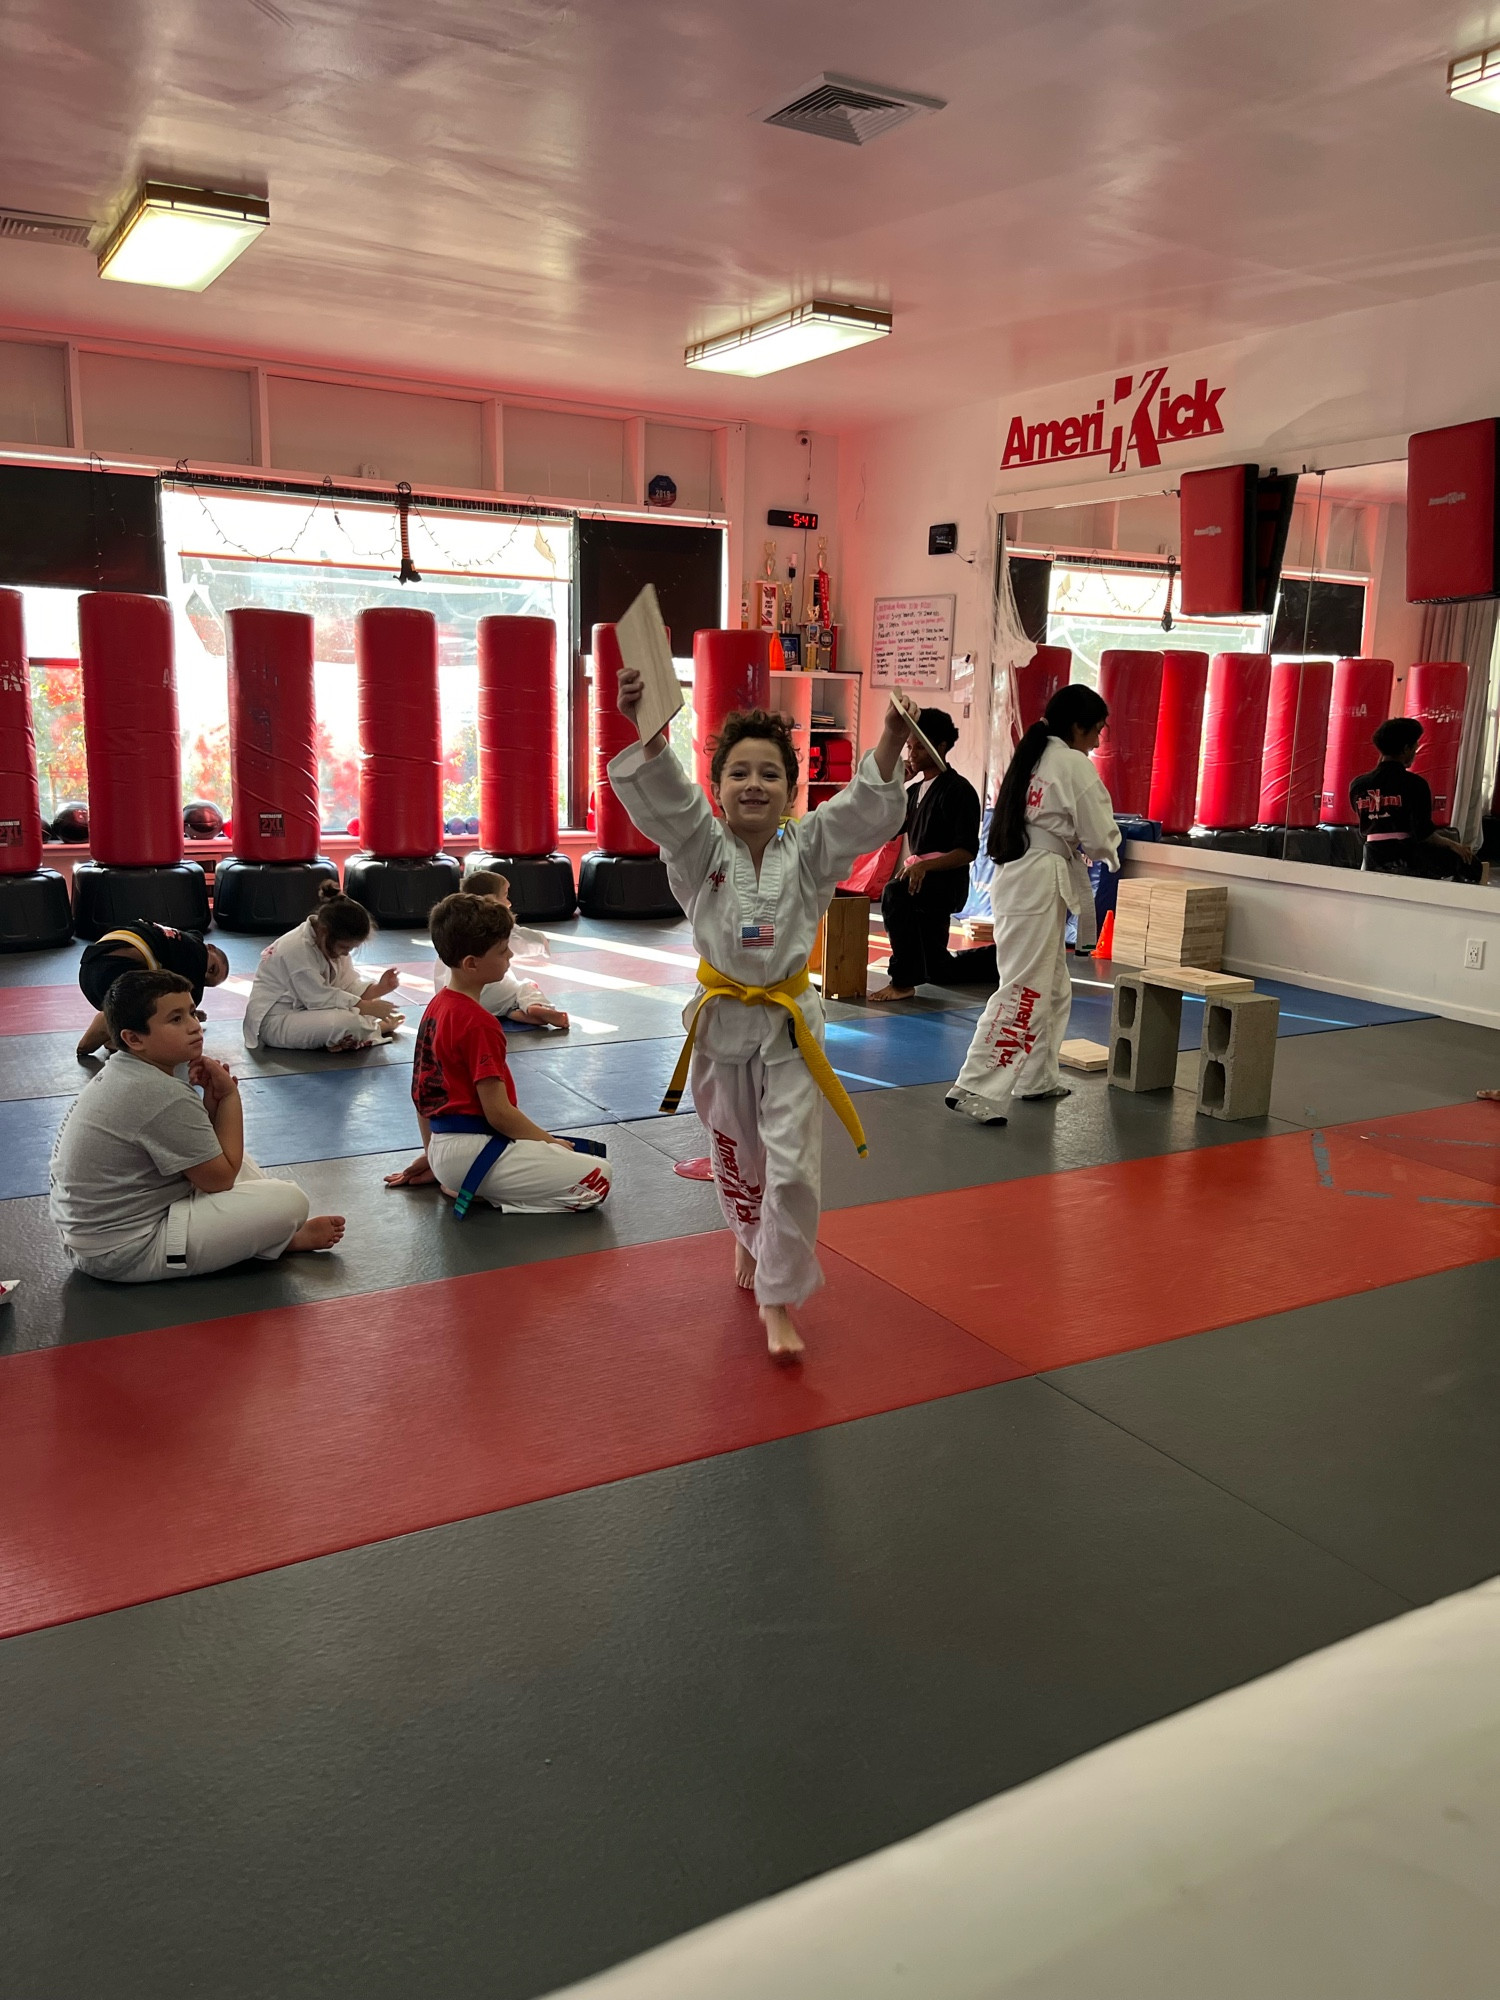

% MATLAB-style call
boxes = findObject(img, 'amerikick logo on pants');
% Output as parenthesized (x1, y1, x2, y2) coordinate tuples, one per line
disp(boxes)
(987, 985, 1043, 1070)
(711, 1130, 763, 1226)
(1001, 369, 1226, 475)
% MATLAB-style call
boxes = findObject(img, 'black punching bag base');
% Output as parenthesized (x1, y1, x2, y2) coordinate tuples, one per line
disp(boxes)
(71, 861, 211, 941)
(1258, 826, 1336, 867)
(0, 868, 74, 951)
(213, 856, 340, 934)
(1186, 827, 1273, 858)
(577, 851, 682, 920)
(343, 853, 462, 928)
(1325, 827, 1366, 870)
(466, 851, 577, 921)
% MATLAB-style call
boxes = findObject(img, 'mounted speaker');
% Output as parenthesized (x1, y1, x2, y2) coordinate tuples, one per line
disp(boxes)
(1406, 419, 1500, 603)
(1179, 465, 1296, 618)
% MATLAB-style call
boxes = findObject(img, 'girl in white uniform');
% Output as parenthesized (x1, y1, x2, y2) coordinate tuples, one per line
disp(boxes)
(947, 685, 1119, 1125)
(243, 882, 403, 1053)
(610, 671, 911, 1359)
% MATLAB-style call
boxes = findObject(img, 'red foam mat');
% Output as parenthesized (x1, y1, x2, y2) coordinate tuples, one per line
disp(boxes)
(0, 982, 248, 1036)
(0, 1241, 1021, 1639)
(822, 1107, 1500, 1373)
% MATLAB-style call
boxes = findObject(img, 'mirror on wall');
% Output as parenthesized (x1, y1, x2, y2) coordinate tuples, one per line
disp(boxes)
(1001, 458, 1500, 891)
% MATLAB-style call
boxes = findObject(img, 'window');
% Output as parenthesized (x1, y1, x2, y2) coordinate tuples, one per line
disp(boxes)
(1044, 563, 1266, 678)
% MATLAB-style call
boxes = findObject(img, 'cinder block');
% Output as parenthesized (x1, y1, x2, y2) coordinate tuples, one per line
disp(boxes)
(1196, 992, 1280, 1120)
(1108, 972, 1181, 1092)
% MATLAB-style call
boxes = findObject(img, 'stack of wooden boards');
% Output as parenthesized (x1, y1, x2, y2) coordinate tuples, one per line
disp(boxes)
(1110, 879, 1228, 971)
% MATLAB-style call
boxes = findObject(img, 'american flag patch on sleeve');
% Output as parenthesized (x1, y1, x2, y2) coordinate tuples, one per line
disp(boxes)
(740, 921, 775, 948)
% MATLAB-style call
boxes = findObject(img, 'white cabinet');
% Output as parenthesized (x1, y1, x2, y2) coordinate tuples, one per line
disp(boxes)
(770, 671, 862, 813)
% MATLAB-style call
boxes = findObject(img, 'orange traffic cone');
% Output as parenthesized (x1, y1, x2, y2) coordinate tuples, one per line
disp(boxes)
(1093, 909, 1116, 960)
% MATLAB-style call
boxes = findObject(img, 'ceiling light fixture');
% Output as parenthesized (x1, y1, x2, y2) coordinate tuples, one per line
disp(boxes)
(686, 300, 891, 377)
(97, 182, 269, 291)
(1448, 47, 1500, 113)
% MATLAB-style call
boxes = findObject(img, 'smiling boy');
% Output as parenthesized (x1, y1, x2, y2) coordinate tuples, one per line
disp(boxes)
(50, 970, 344, 1282)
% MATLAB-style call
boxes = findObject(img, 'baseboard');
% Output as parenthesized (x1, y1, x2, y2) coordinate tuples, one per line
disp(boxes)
(1223, 955, 1500, 1032)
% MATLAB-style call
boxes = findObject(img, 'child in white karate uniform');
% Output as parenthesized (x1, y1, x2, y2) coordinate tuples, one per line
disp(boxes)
(610, 670, 912, 1359)
(243, 882, 403, 1054)
(947, 685, 1120, 1125)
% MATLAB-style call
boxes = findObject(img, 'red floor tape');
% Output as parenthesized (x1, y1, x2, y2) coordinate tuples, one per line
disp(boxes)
(822, 1109, 1500, 1373)
(0, 1241, 1022, 1639)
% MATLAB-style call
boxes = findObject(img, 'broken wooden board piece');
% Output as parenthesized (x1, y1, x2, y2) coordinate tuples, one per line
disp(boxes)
(1141, 966, 1254, 998)
(1059, 1038, 1110, 1073)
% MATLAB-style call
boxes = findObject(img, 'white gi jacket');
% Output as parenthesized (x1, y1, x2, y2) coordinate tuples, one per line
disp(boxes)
(243, 918, 366, 1049)
(994, 738, 1121, 945)
(608, 739, 908, 1066)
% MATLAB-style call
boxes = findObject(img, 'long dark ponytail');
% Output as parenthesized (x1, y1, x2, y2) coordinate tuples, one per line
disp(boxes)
(988, 682, 1109, 863)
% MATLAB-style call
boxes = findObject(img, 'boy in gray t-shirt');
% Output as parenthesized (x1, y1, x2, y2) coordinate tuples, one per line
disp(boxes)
(50, 970, 346, 1283)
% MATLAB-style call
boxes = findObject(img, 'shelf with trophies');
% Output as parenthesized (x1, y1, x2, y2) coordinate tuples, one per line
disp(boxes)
(753, 535, 859, 814)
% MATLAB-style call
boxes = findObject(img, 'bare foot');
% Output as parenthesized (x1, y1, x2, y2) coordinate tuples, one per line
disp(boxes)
(761, 1304, 804, 1362)
(869, 983, 916, 1004)
(385, 1156, 438, 1188)
(1478, 1089, 1500, 1102)
(288, 1215, 345, 1252)
(735, 1242, 757, 1290)
(329, 1033, 370, 1053)
(538, 1006, 570, 1030)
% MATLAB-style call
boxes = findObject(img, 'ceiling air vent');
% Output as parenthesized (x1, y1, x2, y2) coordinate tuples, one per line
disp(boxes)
(760, 72, 945, 146)
(0, 208, 94, 248)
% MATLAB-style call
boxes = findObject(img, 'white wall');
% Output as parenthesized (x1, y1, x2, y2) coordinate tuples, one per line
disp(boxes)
(1125, 842, 1500, 1030)
(740, 423, 840, 631)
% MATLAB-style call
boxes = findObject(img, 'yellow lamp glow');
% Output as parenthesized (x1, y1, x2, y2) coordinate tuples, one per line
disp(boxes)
(98, 183, 269, 291)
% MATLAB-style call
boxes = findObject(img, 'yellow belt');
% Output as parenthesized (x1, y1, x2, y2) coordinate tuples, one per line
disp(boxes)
(97, 929, 159, 969)
(661, 958, 868, 1158)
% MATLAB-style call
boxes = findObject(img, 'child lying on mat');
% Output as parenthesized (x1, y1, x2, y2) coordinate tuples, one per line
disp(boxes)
(50, 970, 345, 1283)
(447, 870, 568, 1031)
(243, 882, 403, 1054)
(75, 919, 230, 1059)
(386, 893, 610, 1214)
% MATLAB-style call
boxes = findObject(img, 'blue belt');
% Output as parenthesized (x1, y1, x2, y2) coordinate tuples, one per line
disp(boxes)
(428, 1113, 510, 1219)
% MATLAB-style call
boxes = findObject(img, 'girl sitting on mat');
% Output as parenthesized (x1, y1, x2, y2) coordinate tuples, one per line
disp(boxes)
(243, 882, 403, 1054)
(609, 669, 912, 1361)
(75, 920, 229, 1059)
(401, 892, 610, 1215)
(946, 684, 1119, 1126)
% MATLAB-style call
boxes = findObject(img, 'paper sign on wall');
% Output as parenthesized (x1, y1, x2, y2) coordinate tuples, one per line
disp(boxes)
(871, 594, 956, 689)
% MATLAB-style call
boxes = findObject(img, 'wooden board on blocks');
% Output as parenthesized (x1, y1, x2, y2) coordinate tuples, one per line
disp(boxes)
(1059, 1038, 1109, 1072)
(813, 895, 871, 1001)
(1142, 966, 1253, 997)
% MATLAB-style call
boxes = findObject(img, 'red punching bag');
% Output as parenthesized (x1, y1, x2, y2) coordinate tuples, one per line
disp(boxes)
(0, 590, 43, 875)
(1015, 645, 1070, 731)
(478, 615, 558, 856)
(1405, 662, 1468, 826)
(1093, 649, 1163, 814)
(1196, 653, 1271, 830)
(79, 593, 183, 868)
(1319, 658, 1394, 826)
(226, 609, 321, 863)
(356, 607, 443, 858)
(692, 630, 771, 795)
(1149, 651, 1209, 835)
(1258, 659, 1333, 828)
(592, 624, 656, 856)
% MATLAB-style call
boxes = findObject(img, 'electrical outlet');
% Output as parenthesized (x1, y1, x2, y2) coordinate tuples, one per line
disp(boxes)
(1464, 938, 1486, 971)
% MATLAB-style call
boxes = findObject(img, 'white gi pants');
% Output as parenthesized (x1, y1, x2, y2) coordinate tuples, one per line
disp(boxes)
(948, 884, 1073, 1119)
(73, 1156, 311, 1283)
(690, 1048, 824, 1309)
(427, 1134, 612, 1214)
(255, 1005, 382, 1050)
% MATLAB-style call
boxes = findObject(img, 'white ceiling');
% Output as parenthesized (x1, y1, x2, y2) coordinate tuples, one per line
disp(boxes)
(2, 0, 1499, 431)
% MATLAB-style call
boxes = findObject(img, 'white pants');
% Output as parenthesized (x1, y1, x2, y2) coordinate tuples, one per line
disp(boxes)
(949, 887, 1072, 1117)
(691, 1049, 823, 1309)
(73, 1156, 311, 1283)
(427, 1133, 612, 1213)
(255, 1005, 381, 1051)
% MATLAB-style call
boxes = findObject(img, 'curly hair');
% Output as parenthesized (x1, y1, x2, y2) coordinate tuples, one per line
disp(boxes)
(709, 708, 800, 796)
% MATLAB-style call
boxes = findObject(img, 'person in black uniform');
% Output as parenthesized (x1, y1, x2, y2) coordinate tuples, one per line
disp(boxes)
(1350, 718, 1483, 884)
(871, 707, 983, 1001)
(76, 921, 230, 1058)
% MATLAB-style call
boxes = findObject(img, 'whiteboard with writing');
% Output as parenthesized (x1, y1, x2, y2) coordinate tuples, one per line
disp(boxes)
(870, 594, 956, 689)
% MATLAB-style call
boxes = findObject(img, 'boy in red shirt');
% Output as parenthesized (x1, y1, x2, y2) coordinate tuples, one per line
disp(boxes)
(405, 894, 611, 1215)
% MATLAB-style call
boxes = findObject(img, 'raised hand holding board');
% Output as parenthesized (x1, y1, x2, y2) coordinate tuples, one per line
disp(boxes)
(891, 687, 947, 770)
(615, 584, 685, 744)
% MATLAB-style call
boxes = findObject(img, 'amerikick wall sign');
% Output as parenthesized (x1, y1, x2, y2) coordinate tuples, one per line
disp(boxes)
(1002, 367, 1228, 476)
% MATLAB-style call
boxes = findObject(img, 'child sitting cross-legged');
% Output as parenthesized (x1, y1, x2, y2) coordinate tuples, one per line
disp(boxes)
(243, 882, 403, 1055)
(389, 892, 611, 1214)
(50, 969, 345, 1283)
